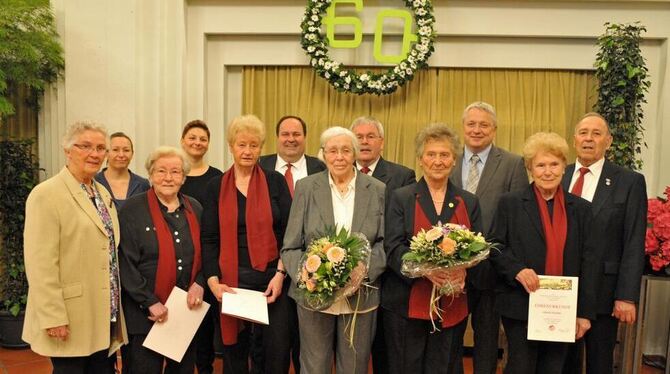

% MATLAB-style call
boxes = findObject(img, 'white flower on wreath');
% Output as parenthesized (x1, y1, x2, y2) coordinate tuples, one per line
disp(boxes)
(311, 58, 317, 66)
(343, 83, 350, 89)
(311, 15, 319, 21)
(399, 71, 406, 78)
(334, 82, 339, 87)
(406, 68, 414, 75)
(339, 71, 347, 77)
(308, 46, 315, 53)
(324, 72, 330, 78)
(308, 26, 317, 32)
(360, 73, 369, 82)
(416, 8, 427, 16)
(318, 58, 324, 66)
(344, 76, 351, 84)
(419, 26, 432, 36)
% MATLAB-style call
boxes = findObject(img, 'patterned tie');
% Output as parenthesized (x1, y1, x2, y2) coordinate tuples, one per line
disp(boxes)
(465, 154, 480, 193)
(285, 163, 294, 197)
(360, 166, 370, 174)
(570, 167, 590, 197)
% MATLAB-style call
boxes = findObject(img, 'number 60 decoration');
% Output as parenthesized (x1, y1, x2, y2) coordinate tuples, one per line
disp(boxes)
(300, 0, 436, 95)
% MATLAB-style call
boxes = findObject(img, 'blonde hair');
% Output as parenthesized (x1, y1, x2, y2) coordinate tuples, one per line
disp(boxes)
(522, 132, 569, 170)
(226, 115, 266, 146)
(145, 146, 191, 175)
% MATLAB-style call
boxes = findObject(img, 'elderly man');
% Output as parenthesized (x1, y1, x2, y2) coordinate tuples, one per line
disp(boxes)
(259, 115, 326, 195)
(561, 113, 647, 374)
(350, 116, 415, 374)
(449, 102, 528, 374)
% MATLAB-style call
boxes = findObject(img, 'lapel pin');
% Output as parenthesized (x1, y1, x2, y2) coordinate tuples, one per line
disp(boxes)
(605, 178, 611, 186)
(448, 202, 455, 208)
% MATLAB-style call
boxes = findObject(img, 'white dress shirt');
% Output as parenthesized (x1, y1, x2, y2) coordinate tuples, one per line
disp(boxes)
(568, 157, 605, 202)
(356, 157, 380, 175)
(274, 154, 308, 189)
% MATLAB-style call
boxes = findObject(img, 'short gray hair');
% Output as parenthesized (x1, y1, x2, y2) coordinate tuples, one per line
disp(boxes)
(350, 116, 385, 138)
(415, 123, 462, 160)
(462, 101, 497, 127)
(575, 112, 612, 135)
(318, 126, 359, 160)
(62, 121, 108, 149)
(145, 146, 191, 175)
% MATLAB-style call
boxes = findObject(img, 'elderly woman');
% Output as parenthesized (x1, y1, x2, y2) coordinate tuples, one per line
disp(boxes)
(201, 114, 292, 373)
(281, 126, 386, 374)
(382, 124, 482, 374)
(117, 146, 205, 373)
(23, 121, 126, 373)
(490, 132, 596, 374)
(95, 132, 150, 209)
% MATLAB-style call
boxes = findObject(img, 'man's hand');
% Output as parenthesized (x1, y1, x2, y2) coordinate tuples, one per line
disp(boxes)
(612, 300, 637, 324)
(515, 268, 540, 293)
(575, 318, 591, 340)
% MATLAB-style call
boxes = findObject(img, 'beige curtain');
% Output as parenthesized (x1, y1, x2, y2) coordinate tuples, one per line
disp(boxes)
(243, 66, 597, 171)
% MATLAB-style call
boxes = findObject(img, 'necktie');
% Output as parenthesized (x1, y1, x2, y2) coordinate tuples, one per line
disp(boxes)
(360, 166, 370, 174)
(465, 154, 480, 193)
(285, 163, 294, 197)
(570, 167, 590, 197)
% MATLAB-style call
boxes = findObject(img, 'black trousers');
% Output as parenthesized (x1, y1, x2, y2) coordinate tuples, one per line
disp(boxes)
(194, 286, 218, 374)
(371, 307, 388, 374)
(220, 290, 292, 374)
(384, 308, 467, 374)
(126, 334, 196, 374)
(563, 313, 618, 374)
(501, 316, 569, 374)
(51, 349, 115, 374)
(468, 288, 500, 374)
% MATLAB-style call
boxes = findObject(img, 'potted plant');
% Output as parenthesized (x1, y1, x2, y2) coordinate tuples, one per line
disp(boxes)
(0, 0, 64, 347)
(645, 186, 670, 275)
(593, 22, 650, 170)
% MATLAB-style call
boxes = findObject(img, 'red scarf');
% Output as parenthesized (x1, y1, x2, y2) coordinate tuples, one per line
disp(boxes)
(218, 165, 278, 345)
(147, 188, 202, 304)
(533, 184, 568, 276)
(408, 195, 469, 328)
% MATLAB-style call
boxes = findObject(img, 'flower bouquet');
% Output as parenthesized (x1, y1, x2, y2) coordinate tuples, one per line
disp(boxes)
(296, 226, 371, 311)
(645, 186, 670, 274)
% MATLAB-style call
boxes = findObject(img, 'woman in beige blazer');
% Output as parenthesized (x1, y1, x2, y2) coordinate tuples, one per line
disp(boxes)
(23, 121, 127, 374)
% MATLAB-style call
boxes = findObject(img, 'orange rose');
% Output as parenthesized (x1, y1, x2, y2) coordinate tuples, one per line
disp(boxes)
(438, 237, 457, 256)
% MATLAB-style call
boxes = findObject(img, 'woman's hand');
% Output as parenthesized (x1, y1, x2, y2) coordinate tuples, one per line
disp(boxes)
(148, 302, 168, 323)
(46, 325, 69, 341)
(210, 283, 236, 302)
(426, 268, 466, 292)
(187, 283, 205, 310)
(575, 318, 591, 339)
(264, 272, 285, 304)
(515, 268, 540, 293)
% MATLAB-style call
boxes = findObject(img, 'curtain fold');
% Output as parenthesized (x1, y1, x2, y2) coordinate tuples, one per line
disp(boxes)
(242, 66, 596, 171)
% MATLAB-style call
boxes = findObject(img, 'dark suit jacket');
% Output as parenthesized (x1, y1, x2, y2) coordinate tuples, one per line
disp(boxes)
(489, 185, 597, 321)
(561, 160, 647, 314)
(451, 145, 528, 290)
(381, 178, 482, 318)
(258, 153, 326, 175)
(371, 157, 416, 193)
(281, 170, 386, 310)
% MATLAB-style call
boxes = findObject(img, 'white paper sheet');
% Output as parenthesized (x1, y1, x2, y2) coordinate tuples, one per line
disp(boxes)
(221, 287, 269, 325)
(527, 275, 579, 343)
(143, 287, 210, 362)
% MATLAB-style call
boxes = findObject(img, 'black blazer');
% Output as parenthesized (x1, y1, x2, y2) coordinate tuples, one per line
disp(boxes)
(118, 193, 203, 335)
(372, 157, 416, 193)
(489, 185, 597, 321)
(562, 161, 647, 313)
(258, 153, 326, 175)
(381, 178, 482, 318)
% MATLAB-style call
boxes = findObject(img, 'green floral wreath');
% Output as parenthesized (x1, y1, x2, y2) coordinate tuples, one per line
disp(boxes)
(300, 0, 436, 95)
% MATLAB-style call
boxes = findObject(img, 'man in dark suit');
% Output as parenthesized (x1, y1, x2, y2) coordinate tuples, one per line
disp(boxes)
(562, 113, 647, 374)
(350, 116, 415, 374)
(259, 115, 326, 192)
(449, 102, 528, 374)
(257, 115, 324, 373)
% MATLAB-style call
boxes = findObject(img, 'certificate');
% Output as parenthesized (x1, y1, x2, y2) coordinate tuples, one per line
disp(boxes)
(143, 287, 210, 362)
(527, 275, 578, 343)
(221, 287, 269, 325)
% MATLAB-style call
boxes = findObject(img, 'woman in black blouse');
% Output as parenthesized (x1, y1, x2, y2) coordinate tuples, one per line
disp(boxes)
(180, 119, 224, 205)
(201, 114, 292, 374)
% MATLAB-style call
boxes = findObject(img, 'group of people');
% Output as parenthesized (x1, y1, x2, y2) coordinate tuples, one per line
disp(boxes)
(21, 101, 647, 374)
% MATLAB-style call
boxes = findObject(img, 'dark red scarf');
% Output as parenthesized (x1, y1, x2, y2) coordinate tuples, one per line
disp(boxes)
(218, 165, 278, 345)
(147, 188, 202, 304)
(408, 195, 469, 328)
(533, 184, 568, 276)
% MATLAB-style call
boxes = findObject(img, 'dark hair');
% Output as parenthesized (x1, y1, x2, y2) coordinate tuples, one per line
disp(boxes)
(275, 115, 307, 136)
(110, 132, 134, 152)
(181, 119, 211, 140)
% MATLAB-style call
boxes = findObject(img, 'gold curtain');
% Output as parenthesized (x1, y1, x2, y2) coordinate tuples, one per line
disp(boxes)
(242, 66, 597, 171)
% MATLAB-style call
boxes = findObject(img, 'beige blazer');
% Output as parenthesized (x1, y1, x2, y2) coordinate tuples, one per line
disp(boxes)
(23, 167, 127, 357)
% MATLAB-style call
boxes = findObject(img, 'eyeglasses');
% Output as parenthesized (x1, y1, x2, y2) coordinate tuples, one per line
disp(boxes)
(465, 122, 494, 131)
(72, 144, 108, 154)
(153, 169, 184, 179)
(356, 134, 381, 141)
(323, 147, 354, 157)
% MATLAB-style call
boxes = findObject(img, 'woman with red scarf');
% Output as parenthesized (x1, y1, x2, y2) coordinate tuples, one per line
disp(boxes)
(118, 146, 205, 373)
(201, 115, 292, 373)
(382, 124, 483, 373)
(490, 132, 596, 374)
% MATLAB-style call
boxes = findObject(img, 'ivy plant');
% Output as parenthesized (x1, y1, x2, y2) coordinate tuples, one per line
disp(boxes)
(594, 22, 650, 170)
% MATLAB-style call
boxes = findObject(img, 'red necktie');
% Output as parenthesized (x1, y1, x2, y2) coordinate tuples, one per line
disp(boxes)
(570, 167, 590, 197)
(285, 164, 294, 197)
(360, 166, 370, 174)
